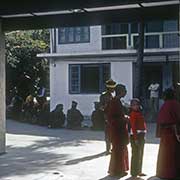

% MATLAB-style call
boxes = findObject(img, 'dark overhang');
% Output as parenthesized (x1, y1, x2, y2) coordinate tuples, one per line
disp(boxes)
(0, 0, 179, 31)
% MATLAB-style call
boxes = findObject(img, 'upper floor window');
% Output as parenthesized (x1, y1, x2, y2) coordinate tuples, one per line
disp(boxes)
(69, 63, 110, 94)
(58, 26, 90, 44)
(134, 20, 179, 49)
(102, 20, 179, 50)
(102, 23, 129, 50)
(102, 37, 127, 50)
(145, 20, 178, 32)
(102, 23, 128, 35)
(145, 21, 163, 32)
(163, 20, 178, 32)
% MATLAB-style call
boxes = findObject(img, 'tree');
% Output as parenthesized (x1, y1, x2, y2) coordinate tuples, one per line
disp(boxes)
(5, 29, 50, 102)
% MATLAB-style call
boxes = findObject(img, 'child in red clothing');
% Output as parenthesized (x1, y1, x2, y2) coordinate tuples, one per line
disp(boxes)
(129, 98, 147, 178)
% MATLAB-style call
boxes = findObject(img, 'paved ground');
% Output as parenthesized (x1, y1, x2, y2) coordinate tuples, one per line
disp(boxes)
(0, 119, 161, 180)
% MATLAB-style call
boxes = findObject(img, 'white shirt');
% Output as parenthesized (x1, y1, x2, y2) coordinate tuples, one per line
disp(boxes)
(148, 83, 160, 98)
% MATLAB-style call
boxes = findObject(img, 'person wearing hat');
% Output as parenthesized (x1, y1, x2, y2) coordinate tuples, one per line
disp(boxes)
(107, 84, 129, 178)
(99, 78, 116, 154)
(129, 98, 147, 178)
(66, 101, 84, 129)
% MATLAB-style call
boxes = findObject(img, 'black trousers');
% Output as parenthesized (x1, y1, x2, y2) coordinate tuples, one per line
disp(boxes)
(130, 133, 145, 176)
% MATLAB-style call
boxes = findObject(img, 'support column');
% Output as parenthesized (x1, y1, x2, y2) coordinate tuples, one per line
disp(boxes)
(0, 20, 6, 154)
(134, 20, 144, 98)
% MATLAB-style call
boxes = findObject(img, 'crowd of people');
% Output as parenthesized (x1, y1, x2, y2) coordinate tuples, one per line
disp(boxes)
(6, 78, 180, 180)
(97, 80, 146, 178)
(97, 79, 180, 180)
(6, 93, 84, 129)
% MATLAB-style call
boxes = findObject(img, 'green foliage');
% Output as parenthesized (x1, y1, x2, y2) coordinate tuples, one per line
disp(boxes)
(5, 29, 50, 101)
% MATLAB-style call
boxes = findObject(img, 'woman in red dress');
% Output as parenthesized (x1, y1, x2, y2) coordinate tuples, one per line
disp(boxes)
(106, 84, 129, 178)
(156, 88, 180, 179)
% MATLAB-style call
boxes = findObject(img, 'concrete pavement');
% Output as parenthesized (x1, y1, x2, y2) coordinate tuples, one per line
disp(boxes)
(0, 119, 161, 180)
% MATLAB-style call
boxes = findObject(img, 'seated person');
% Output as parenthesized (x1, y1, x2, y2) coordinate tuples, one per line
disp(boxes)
(66, 101, 83, 129)
(40, 100, 50, 126)
(49, 104, 65, 128)
(91, 102, 105, 130)
(6, 93, 23, 121)
(34, 96, 48, 125)
(22, 94, 35, 122)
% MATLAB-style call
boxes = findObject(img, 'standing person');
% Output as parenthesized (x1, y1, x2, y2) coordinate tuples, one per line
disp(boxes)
(148, 81, 160, 114)
(99, 79, 116, 154)
(156, 88, 180, 180)
(107, 84, 129, 178)
(129, 98, 147, 178)
(66, 101, 84, 129)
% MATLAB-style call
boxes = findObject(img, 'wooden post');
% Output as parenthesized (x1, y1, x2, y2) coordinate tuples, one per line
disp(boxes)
(134, 20, 145, 99)
(0, 20, 6, 154)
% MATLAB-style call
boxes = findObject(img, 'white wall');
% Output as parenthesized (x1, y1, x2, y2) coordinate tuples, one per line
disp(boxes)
(111, 61, 133, 103)
(50, 60, 133, 116)
(56, 26, 102, 54)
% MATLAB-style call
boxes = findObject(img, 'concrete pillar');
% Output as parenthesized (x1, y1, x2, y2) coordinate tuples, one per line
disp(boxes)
(0, 20, 6, 154)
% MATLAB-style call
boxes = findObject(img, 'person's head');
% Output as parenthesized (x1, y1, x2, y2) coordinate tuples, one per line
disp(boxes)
(105, 79, 116, 93)
(151, 79, 156, 84)
(56, 104, 63, 111)
(115, 84, 127, 98)
(162, 88, 175, 100)
(72, 101, 78, 109)
(94, 102, 100, 110)
(130, 98, 141, 111)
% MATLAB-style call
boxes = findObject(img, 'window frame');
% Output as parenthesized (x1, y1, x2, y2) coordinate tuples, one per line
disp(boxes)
(69, 63, 110, 94)
(58, 26, 90, 44)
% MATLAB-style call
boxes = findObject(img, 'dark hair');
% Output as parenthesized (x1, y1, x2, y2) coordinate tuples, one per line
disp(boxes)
(115, 84, 126, 95)
(56, 104, 63, 108)
(162, 88, 175, 100)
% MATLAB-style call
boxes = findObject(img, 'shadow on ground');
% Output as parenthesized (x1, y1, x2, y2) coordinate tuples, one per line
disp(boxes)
(0, 120, 106, 178)
(65, 151, 107, 165)
(0, 138, 69, 178)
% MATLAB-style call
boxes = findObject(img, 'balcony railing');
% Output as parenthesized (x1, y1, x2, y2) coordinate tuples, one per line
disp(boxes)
(102, 31, 179, 50)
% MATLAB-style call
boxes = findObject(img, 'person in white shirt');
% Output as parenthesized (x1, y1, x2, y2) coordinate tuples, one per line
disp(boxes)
(148, 81, 160, 113)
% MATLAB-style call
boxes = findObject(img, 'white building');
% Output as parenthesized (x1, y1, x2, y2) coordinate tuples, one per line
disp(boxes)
(38, 20, 179, 117)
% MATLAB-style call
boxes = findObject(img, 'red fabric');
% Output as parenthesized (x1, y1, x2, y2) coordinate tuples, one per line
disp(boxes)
(156, 134, 177, 179)
(129, 111, 147, 140)
(156, 99, 180, 179)
(107, 97, 129, 176)
(157, 99, 180, 125)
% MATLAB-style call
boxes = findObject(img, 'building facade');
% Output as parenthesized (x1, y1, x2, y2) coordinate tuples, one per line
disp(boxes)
(38, 19, 179, 117)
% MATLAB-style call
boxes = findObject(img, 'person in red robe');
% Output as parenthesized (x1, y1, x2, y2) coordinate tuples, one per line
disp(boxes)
(156, 88, 180, 180)
(106, 84, 129, 178)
